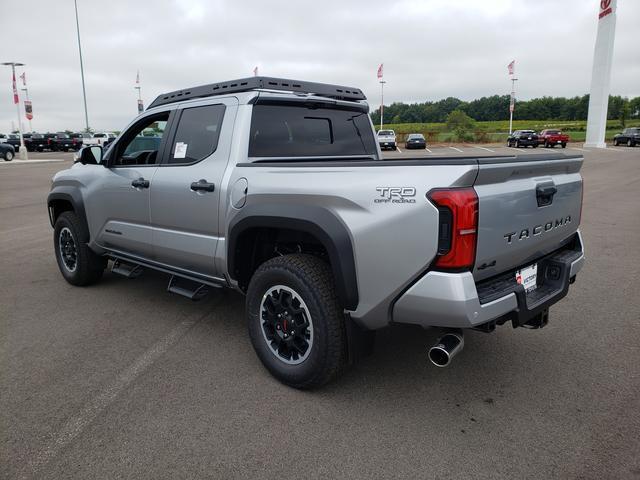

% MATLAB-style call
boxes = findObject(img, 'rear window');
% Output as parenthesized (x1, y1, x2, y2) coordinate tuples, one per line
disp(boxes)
(546, 130, 560, 134)
(378, 130, 394, 136)
(249, 104, 377, 158)
(94, 133, 106, 138)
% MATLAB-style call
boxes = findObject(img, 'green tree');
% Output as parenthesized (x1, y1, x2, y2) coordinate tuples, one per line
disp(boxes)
(621, 99, 630, 128)
(446, 110, 476, 141)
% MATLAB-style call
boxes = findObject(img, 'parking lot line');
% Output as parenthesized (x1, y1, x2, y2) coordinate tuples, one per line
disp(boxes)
(570, 147, 588, 152)
(475, 146, 495, 152)
(605, 147, 637, 153)
(396, 147, 402, 153)
(449, 146, 463, 152)
(425, 147, 432, 153)
(0, 159, 65, 165)
(22, 314, 205, 478)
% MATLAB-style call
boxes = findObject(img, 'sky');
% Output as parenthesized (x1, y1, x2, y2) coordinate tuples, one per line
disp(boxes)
(2, 0, 638, 132)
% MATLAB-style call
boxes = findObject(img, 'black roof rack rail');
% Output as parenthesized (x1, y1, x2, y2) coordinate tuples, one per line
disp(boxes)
(148, 76, 366, 109)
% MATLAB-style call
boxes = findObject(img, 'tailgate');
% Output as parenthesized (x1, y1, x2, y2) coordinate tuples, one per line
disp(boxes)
(472, 155, 583, 281)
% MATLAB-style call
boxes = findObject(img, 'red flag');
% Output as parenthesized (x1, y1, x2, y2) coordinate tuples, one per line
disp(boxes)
(377, 63, 383, 79)
(253, 66, 258, 76)
(19, 72, 26, 86)
(12, 72, 19, 104)
(508, 60, 515, 76)
(24, 100, 33, 120)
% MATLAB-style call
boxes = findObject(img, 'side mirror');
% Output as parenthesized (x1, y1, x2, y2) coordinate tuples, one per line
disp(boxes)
(76, 145, 103, 165)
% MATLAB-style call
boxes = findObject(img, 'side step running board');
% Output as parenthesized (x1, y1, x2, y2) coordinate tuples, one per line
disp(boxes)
(111, 259, 144, 278)
(167, 275, 218, 301)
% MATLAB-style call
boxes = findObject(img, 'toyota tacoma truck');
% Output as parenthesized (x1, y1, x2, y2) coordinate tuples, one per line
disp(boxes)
(538, 129, 569, 148)
(47, 77, 585, 389)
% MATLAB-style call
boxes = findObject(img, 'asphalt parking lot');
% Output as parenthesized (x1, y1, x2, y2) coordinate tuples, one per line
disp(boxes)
(1, 146, 639, 479)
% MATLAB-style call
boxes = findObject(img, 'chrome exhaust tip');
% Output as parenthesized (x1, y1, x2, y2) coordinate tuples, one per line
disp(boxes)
(428, 332, 464, 367)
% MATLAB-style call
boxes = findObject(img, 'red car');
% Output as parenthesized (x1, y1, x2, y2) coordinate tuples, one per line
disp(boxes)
(538, 129, 569, 148)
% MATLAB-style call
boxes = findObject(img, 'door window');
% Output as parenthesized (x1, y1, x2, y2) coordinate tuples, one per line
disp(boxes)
(111, 112, 170, 166)
(168, 104, 226, 164)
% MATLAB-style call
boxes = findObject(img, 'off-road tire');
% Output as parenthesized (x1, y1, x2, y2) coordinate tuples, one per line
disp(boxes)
(4, 150, 14, 161)
(246, 254, 347, 389)
(54, 211, 106, 286)
(561, 142, 566, 148)
(628, 139, 634, 147)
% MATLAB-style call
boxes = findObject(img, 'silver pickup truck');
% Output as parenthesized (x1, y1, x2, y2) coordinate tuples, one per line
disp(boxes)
(48, 77, 585, 388)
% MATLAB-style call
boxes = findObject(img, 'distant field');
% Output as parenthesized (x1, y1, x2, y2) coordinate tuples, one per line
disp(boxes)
(375, 119, 639, 143)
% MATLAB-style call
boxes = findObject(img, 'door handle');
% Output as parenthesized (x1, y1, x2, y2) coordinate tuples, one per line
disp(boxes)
(131, 177, 150, 189)
(536, 183, 557, 207)
(190, 179, 215, 192)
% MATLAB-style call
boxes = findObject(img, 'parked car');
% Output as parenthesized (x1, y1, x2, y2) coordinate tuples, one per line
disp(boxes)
(84, 132, 117, 148)
(5, 133, 22, 151)
(377, 129, 397, 150)
(538, 129, 569, 148)
(70, 132, 93, 150)
(46, 132, 76, 152)
(22, 133, 47, 152)
(507, 130, 539, 148)
(0, 142, 15, 161)
(613, 127, 640, 147)
(0, 133, 7, 143)
(48, 76, 585, 389)
(405, 133, 426, 149)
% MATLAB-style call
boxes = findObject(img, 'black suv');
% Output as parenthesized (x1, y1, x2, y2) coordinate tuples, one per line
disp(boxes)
(613, 127, 640, 147)
(507, 130, 538, 148)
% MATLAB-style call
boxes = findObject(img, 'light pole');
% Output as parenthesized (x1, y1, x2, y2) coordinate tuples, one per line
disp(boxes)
(1, 61, 28, 160)
(379, 80, 386, 129)
(508, 77, 518, 135)
(74, 0, 90, 132)
(134, 71, 143, 114)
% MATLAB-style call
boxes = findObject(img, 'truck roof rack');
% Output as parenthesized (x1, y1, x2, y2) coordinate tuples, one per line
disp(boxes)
(148, 76, 367, 109)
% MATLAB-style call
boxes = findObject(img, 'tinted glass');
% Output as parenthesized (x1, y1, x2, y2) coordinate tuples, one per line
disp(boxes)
(249, 104, 377, 158)
(169, 104, 226, 164)
(113, 112, 169, 166)
(94, 133, 106, 138)
(378, 130, 394, 136)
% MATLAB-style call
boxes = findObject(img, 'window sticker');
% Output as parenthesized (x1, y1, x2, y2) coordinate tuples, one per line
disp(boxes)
(174, 142, 188, 159)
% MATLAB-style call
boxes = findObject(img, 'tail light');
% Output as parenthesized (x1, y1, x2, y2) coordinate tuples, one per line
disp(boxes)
(47, 138, 51, 145)
(428, 188, 478, 270)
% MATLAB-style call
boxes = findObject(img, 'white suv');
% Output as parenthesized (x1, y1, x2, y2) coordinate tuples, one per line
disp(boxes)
(377, 129, 396, 150)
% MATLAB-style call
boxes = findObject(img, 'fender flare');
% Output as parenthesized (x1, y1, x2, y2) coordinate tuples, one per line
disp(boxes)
(228, 204, 359, 310)
(47, 186, 87, 229)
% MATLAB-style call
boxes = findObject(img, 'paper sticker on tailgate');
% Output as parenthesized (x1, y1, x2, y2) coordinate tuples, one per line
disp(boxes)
(516, 264, 537, 292)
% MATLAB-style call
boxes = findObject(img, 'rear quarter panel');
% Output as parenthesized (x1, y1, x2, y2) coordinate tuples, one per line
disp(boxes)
(226, 161, 478, 329)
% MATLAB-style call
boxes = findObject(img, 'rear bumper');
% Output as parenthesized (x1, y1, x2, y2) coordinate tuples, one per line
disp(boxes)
(393, 231, 585, 329)
(513, 139, 538, 146)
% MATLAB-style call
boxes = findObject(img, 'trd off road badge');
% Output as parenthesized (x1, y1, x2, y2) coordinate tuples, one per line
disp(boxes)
(375, 187, 417, 204)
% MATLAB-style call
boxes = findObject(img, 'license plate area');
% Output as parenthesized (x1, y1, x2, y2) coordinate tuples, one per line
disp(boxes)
(516, 263, 537, 292)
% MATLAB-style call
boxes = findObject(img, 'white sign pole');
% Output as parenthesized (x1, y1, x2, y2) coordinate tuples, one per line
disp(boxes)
(584, 0, 617, 148)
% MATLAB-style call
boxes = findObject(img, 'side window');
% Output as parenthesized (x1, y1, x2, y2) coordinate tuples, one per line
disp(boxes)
(168, 104, 226, 164)
(112, 112, 169, 166)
